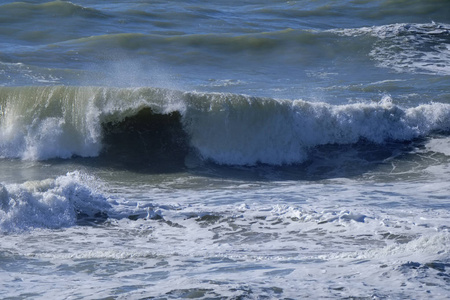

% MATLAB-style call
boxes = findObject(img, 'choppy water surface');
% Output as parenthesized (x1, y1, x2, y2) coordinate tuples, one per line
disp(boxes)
(1, 0, 449, 299)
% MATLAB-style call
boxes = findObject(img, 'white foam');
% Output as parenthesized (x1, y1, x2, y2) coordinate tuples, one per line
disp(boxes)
(0, 171, 111, 232)
(0, 86, 103, 159)
(1, 177, 449, 299)
(324, 233, 450, 262)
(0, 86, 183, 160)
(332, 22, 450, 75)
(183, 93, 450, 165)
(426, 137, 450, 156)
(1, 86, 449, 165)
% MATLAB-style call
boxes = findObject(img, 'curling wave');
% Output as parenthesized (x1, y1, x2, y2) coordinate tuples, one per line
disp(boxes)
(0, 86, 449, 166)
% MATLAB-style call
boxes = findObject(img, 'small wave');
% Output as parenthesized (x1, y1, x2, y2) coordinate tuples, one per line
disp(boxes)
(0, 1, 111, 44)
(38, 23, 450, 78)
(0, 171, 111, 232)
(1, 86, 449, 165)
(333, 22, 450, 76)
(60, 29, 304, 53)
(0, 1, 108, 22)
(360, 0, 449, 22)
(322, 233, 450, 262)
(48, 28, 363, 67)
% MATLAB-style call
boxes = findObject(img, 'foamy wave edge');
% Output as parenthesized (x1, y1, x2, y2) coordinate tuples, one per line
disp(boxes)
(0, 86, 449, 165)
(0, 171, 111, 232)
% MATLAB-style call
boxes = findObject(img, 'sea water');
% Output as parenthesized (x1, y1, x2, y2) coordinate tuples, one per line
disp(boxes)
(0, 1, 449, 299)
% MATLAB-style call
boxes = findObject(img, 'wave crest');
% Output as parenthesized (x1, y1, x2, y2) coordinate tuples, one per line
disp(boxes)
(0, 86, 449, 165)
(184, 93, 449, 165)
(0, 1, 107, 20)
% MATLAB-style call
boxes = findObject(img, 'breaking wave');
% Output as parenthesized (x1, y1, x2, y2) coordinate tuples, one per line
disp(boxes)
(333, 22, 450, 75)
(0, 86, 449, 165)
(0, 171, 111, 232)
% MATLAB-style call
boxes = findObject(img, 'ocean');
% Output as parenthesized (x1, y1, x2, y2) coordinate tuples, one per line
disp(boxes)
(1, 0, 449, 299)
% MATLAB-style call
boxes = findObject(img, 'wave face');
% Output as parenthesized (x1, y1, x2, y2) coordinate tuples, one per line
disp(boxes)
(0, 86, 184, 160)
(183, 93, 450, 165)
(1, 86, 449, 165)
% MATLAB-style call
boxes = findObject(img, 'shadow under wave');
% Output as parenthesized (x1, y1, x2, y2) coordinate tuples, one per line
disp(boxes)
(189, 138, 433, 182)
(97, 107, 189, 173)
(50, 106, 447, 182)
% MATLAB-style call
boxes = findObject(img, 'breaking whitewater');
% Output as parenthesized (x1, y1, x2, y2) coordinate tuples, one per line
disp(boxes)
(1, 85, 449, 298)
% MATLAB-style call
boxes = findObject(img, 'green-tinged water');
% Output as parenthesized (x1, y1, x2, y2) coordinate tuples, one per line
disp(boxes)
(1, 1, 450, 299)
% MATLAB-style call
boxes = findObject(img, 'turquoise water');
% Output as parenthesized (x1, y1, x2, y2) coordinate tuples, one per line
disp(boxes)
(1, 1, 449, 299)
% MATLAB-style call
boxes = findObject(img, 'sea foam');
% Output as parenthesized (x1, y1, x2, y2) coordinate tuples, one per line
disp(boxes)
(333, 22, 450, 75)
(0, 171, 111, 232)
(183, 93, 450, 165)
(1, 86, 449, 165)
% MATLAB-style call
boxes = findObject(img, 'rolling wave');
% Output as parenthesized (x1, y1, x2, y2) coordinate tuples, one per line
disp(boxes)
(0, 1, 110, 44)
(334, 22, 450, 75)
(0, 171, 111, 232)
(4, 22, 447, 82)
(0, 86, 449, 165)
(0, 1, 108, 21)
(52, 28, 333, 61)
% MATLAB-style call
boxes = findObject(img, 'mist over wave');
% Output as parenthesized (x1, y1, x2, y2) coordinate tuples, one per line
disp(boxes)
(1, 86, 449, 165)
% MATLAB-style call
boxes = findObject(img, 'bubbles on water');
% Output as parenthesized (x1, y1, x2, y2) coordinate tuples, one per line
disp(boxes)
(0, 171, 111, 232)
(333, 22, 450, 76)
